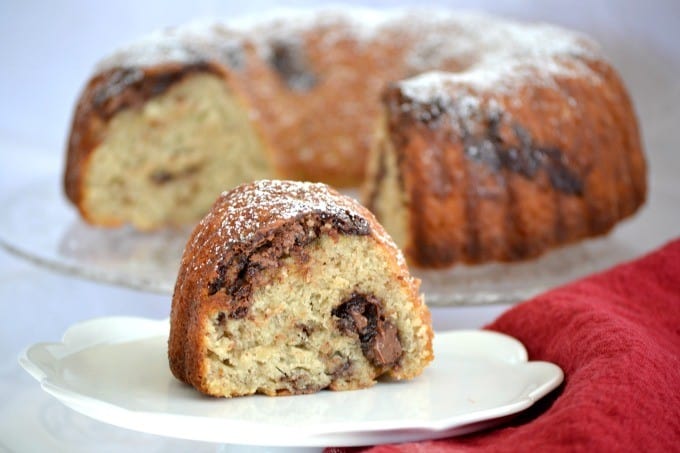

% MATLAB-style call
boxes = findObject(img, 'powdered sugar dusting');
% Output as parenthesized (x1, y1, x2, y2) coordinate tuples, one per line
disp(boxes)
(93, 8, 601, 84)
(217, 179, 350, 243)
(183, 180, 409, 273)
(398, 13, 601, 103)
(231, 7, 394, 45)
(93, 9, 388, 72)
(96, 23, 246, 72)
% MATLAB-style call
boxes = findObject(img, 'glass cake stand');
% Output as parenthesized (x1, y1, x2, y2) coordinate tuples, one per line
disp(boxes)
(0, 177, 676, 305)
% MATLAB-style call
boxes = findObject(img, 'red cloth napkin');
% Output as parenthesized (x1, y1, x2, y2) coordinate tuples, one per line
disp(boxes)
(329, 238, 680, 452)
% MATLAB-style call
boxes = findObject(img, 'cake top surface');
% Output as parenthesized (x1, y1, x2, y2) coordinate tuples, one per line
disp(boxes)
(215, 179, 366, 243)
(186, 180, 407, 271)
(391, 12, 601, 103)
(93, 8, 604, 129)
(95, 8, 602, 79)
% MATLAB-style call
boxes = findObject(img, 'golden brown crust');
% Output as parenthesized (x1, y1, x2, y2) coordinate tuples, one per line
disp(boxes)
(168, 180, 431, 393)
(377, 59, 646, 268)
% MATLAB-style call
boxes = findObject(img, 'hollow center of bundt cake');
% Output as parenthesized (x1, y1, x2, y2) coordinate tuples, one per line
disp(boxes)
(332, 293, 403, 368)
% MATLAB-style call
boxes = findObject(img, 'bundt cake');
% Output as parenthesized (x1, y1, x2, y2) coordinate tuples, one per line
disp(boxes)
(168, 179, 433, 397)
(64, 9, 646, 266)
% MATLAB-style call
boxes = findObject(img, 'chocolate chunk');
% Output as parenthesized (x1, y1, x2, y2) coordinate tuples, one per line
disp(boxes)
(542, 149, 584, 196)
(332, 293, 403, 368)
(330, 359, 353, 379)
(364, 320, 402, 367)
(461, 115, 584, 195)
(296, 322, 313, 338)
(149, 163, 202, 185)
(150, 170, 174, 184)
(207, 263, 227, 296)
(268, 39, 317, 91)
(220, 45, 245, 71)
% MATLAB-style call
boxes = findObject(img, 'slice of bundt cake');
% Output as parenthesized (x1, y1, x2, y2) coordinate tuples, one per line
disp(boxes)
(168, 180, 433, 397)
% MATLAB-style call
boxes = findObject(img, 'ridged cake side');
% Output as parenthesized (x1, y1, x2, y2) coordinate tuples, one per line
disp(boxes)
(366, 60, 646, 267)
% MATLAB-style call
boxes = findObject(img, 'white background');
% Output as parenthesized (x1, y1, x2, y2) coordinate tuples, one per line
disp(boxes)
(0, 1, 678, 451)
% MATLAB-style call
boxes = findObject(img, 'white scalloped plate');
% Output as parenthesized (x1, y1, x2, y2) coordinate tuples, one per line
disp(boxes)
(19, 316, 563, 447)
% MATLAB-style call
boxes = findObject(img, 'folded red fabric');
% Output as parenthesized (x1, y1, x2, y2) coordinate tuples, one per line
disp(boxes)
(329, 238, 680, 452)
